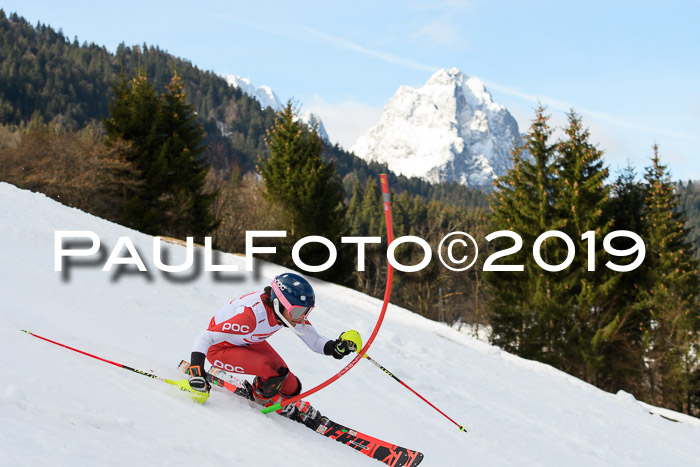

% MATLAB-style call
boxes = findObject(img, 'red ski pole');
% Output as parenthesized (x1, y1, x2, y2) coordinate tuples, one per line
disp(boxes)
(362, 353, 467, 433)
(21, 329, 208, 403)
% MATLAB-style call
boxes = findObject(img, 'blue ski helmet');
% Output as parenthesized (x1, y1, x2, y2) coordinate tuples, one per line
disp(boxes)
(270, 273, 315, 319)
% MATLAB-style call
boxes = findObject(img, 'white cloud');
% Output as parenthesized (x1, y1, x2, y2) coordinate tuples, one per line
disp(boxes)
(413, 18, 462, 47)
(293, 24, 439, 72)
(305, 96, 382, 149)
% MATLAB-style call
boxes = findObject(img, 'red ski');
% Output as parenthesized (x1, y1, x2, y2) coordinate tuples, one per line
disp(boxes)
(178, 361, 423, 467)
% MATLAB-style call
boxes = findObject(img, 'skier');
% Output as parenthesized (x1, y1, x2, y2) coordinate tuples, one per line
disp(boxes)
(186, 272, 362, 429)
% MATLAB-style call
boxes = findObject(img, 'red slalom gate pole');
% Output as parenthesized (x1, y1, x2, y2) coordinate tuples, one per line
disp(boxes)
(21, 329, 208, 402)
(363, 353, 467, 433)
(263, 174, 395, 414)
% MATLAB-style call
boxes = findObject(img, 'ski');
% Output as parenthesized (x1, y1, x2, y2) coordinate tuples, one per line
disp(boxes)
(178, 360, 424, 467)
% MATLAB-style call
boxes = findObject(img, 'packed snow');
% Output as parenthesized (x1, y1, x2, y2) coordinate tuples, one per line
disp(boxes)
(1, 182, 699, 466)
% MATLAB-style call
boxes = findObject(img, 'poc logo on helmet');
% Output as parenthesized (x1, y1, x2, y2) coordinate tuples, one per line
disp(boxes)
(222, 322, 250, 333)
(213, 360, 245, 373)
(275, 278, 290, 292)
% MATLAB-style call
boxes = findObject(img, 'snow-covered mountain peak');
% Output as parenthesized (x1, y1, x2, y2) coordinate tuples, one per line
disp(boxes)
(352, 67, 520, 188)
(225, 75, 283, 111)
(224, 75, 329, 142)
(425, 68, 500, 111)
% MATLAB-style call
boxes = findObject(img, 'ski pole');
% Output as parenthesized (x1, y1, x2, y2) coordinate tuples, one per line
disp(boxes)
(21, 329, 208, 403)
(363, 353, 467, 433)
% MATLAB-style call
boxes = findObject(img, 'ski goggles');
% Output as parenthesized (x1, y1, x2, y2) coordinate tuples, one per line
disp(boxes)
(271, 281, 314, 319)
(286, 304, 313, 320)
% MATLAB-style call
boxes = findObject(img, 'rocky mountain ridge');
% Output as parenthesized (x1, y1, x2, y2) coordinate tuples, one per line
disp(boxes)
(351, 68, 521, 188)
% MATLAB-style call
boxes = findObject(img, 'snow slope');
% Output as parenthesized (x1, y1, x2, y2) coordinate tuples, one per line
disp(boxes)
(1, 182, 699, 467)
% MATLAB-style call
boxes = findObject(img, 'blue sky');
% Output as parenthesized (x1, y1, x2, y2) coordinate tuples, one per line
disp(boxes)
(6, 1, 700, 180)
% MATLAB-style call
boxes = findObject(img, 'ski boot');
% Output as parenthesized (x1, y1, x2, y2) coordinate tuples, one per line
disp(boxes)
(250, 370, 324, 430)
(279, 399, 324, 430)
(250, 369, 290, 406)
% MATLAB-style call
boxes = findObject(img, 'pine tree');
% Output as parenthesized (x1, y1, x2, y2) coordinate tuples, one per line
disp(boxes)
(258, 102, 353, 284)
(390, 192, 442, 319)
(486, 106, 565, 363)
(639, 145, 699, 412)
(554, 111, 618, 383)
(357, 178, 385, 237)
(103, 71, 215, 239)
(605, 165, 650, 394)
(677, 180, 700, 259)
(104, 72, 163, 231)
(346, 178, 364, 234)
(345, 177, 387, 297)
(156, 71, 216, 239)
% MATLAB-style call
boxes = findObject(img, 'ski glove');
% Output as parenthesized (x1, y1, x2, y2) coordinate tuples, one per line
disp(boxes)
(327, 330, 363, 359)
(187, 364, 211, 393)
